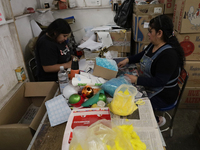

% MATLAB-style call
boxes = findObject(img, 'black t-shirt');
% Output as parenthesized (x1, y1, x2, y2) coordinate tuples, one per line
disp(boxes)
(35, 34, 73, 81)
(128, 43, 181, 105)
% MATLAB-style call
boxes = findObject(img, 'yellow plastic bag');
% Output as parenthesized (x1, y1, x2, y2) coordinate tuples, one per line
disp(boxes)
(109, 84, 138, 116)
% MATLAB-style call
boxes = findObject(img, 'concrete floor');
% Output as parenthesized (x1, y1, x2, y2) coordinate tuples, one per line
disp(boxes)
(158, 109, 200, 150)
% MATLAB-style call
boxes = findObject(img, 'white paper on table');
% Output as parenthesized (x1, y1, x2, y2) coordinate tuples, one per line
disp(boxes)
(78, 59, 87, 71)
(91, 26, 112, 31)
(97, 32, 113, 48)
(78, 39, 102, 51)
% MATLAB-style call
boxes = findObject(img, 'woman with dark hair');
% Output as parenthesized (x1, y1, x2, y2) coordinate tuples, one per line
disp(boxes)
(118, 15, 185, 126)
(35, 18, 75, 81)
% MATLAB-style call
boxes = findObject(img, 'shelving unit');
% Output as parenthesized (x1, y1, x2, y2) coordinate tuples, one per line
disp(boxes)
(0, 0, 28, 107)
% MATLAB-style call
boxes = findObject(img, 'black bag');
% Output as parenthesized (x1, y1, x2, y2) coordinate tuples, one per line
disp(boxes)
(114, 0, 133, 28)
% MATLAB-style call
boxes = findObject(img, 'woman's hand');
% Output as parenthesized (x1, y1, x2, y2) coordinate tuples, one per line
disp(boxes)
(125, 74, 138, 84)
(117, 58, 129, 68)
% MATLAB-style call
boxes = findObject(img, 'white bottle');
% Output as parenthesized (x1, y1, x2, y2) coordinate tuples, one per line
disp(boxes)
(58, 66, 69, 94)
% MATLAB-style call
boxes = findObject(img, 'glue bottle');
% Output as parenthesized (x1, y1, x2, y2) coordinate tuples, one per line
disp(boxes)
(70, 56, 79, 80)
(58, 66, 69, 94)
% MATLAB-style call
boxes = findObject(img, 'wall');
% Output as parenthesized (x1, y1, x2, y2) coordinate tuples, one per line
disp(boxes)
(9, 0, 115, 81)
(10, 0, 115, 57)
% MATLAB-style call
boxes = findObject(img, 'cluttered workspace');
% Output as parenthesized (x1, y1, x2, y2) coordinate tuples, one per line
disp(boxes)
(1, 0, 200, 150)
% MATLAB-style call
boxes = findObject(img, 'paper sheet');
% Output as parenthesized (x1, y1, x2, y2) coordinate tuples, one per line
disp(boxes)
(97, 32, 113, 48)
(91, 26, 112, 31)
(78, 59, 87, 71)
(78, 39, 102, 51)
(45, 95, 71, 127)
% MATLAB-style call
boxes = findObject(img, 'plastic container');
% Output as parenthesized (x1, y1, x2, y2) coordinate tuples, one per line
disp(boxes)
(109, 84, 138, 116)
(58, 66, 69, 94)
(15, 66, 26, 82)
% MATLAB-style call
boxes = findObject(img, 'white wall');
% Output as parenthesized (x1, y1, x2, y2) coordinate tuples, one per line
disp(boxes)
(10, 0, 116, 59)
(53, 8, 116, 43)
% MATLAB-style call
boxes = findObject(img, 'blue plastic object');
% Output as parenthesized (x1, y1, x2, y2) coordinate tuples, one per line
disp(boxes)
(101, 76, 131, 97)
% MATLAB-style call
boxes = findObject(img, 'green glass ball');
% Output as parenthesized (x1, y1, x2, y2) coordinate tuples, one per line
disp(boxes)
(69, 94, 81, 104)
(98, 93, 107, 103)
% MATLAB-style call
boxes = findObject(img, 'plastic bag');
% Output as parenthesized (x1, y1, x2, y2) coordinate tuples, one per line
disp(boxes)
(114, 0, 134, 28)
(69, 119, 115, 150)
(109, 84, 138, 116)
(69, 119, 146, 150)
(101, 76, 131, 97)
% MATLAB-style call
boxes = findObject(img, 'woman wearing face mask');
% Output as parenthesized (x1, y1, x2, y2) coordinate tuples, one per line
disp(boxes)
(35, 18, 75, 81)
(117, 15, 185, 126)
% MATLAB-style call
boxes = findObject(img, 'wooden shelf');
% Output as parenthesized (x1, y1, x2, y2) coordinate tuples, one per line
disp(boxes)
(14, 14, 31, 20)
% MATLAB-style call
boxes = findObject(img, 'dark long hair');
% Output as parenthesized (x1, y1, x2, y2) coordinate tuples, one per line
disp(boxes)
(149, 15, 185, 69)
(37, 18, 71, 42)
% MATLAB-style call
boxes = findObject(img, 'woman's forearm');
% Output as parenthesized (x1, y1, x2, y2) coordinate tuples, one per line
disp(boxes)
(43, 61, 72, 72)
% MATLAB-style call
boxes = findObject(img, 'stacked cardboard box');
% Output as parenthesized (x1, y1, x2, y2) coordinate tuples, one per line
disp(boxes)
(173, 0, 200, 108)
(96, 31, 131, 57)
(133, 2, 164, 53)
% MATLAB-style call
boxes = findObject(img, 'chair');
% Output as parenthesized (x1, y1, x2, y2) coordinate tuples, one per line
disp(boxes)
(28, 57, 38, 81)
(157, 68, 189, 137)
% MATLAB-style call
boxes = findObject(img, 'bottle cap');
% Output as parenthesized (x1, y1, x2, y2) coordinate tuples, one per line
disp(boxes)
(60, 66, 64, 70)
(97, 101, 106, 108)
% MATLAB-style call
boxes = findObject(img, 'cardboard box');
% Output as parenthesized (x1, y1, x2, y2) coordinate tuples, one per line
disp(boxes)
(179, 87, 200, 109)
(184, 61, 200, 87)
(135, 41, 149, 53)
(159, 0, 175, 14)
(175, 31, 200, 60)
(133, 14, 158, 42)
(93, 60, 118, 80)
(0, 82, 58, 150)
(97, 31, 131, 53)
(133, 3, 164, 15)
(85, 0, 101, 6)
(118, 52, 130, 57)
(173, 0, 200, 33)
(166, 14, 173, 20)
(62, 108, 111, 150)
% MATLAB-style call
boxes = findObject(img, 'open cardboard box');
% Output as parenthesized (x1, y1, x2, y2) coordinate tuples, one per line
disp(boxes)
(0, 82, 58, 150)
(62, 107, 111, 150)
(93, 60, 118, 80)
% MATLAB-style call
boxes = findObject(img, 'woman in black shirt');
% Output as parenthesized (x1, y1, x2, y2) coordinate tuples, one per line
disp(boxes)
(35, 19, 74, 81)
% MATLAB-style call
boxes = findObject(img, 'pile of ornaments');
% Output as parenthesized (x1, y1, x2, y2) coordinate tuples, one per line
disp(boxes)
(63, 84, 107, 108)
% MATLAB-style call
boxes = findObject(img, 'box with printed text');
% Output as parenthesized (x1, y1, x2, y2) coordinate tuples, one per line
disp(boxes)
(133, 14, 158, 42)
(133, 3, 164, 15)
(159, 0, 175, 14)
(173, 0, 200, 33)
(61, 108, 111, 150)
(179, 87, 200, 109)
(175, 31, 200, 60)
(185, 61, 200, 87)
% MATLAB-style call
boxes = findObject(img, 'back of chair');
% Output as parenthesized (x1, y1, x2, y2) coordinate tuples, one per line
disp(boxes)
(174, 68, 189, 114)
(28, 57, 37, 81)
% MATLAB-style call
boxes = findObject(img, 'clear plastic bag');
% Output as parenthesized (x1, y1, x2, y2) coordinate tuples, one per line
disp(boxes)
(69, 119, 146, 150)
(69, 120, 115, 150)
(109, 84, 138, 116)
